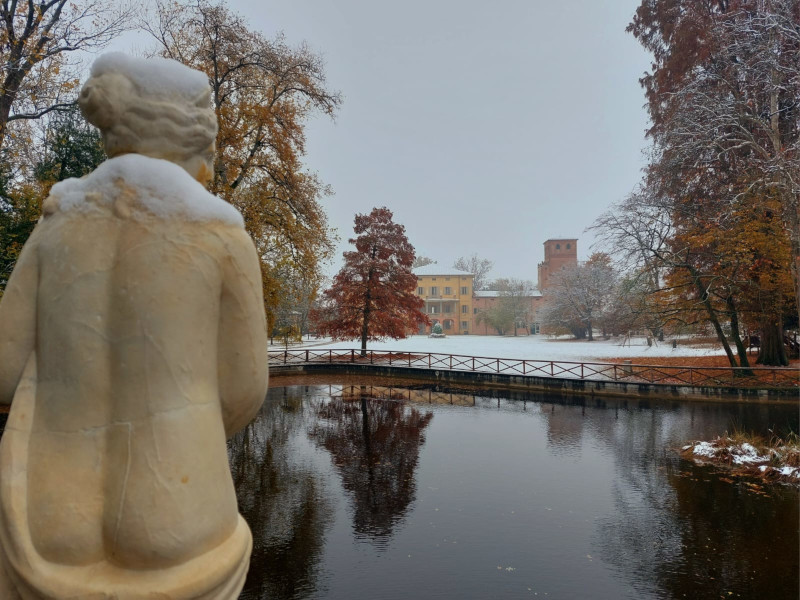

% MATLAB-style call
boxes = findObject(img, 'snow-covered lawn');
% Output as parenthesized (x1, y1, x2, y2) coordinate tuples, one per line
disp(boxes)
(274, 334, 725, 363)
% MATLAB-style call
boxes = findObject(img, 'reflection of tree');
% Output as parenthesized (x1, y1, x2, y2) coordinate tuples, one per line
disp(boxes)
(542, 402, 586, 455)
(660, 465, 798, 599)
(228, 387, 332, 600)
(595, 402, 799, 600)
(309, 391, 433, 542)
(334, 383, 476, 407)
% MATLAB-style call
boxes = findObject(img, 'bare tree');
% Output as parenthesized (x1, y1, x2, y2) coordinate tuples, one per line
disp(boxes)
(453, 254, 493, 291)
(541, 254, 617, 341)
(590, 182, 756, 367)
(475, 303, 514, 336)
(0, 0, 133, 149)
(412, 256, 435, 269)
(494, 278, 535, 336)
(590, 186, 674, 340)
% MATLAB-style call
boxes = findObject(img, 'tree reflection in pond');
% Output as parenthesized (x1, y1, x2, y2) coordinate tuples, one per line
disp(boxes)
(229, 387, 333, 600)
(594, 402, 799, 600)
(309, 385, 433, 544)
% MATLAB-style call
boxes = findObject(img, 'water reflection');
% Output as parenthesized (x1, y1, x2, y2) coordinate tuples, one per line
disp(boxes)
(0, 381, 795, 600)
(593, 402, 799, 599)
(323, 383, 476, 407)
(229, 387, 333, 600)
(309, 385, 433, 544)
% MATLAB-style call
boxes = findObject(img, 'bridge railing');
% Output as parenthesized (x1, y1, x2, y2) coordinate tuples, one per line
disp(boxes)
(267, 349, 799, 389)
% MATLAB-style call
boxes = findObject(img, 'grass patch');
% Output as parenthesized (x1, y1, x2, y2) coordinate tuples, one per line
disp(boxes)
(680, 429, 800, 486)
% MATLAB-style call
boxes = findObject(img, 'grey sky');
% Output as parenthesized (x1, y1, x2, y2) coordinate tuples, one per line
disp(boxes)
(120, 1, 653, 283)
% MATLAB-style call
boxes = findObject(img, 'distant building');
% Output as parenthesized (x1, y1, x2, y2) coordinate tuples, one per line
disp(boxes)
(413, 238, 578, 336)
(413, 265, 474, 334)
(537, 238, 578, 291)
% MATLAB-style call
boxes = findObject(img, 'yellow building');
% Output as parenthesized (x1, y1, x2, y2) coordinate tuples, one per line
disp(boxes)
(413, 265, 474, 334)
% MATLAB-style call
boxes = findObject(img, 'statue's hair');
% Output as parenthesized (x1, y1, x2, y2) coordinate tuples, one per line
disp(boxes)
(79, 58, 217, 164)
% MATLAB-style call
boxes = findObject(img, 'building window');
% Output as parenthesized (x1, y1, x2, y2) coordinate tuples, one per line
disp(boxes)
(460, 286, 468, 294)
(430, 286, 439, 295)
(566, 243, 571, 249)
(444, 320, 452, 330)
(461, 305, 468, 313)
(473, 308, 478, 314)
(429, 305, 438, 314)
(556, 243, 561, 249)
(417, 287, 424, 295)
(445, 277, 450, 281)
(461, 321, 469, 329)
(432, 277, 437, 280)
(444, 286, 452, 295)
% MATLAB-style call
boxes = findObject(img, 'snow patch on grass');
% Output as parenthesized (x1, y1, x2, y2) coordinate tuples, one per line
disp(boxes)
(683, 437, 800, 485)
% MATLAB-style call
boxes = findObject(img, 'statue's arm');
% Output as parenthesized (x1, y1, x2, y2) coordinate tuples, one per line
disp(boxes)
(0, 231, 39, 405)
(217, 227, 268, 438)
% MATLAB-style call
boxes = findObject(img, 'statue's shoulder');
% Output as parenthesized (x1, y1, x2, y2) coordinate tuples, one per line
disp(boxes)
(45, 154, 244, 227)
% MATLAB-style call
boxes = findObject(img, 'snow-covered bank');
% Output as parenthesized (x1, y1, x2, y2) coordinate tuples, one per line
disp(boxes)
(281, 334, 725, 363)
(682, 437, 800, 485)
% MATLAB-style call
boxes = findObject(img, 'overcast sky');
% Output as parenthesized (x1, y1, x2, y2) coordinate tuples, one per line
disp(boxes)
(119, 0, 653, 283)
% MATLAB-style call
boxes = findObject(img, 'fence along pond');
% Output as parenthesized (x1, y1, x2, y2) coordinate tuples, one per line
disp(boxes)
(268, 349, 800, 389)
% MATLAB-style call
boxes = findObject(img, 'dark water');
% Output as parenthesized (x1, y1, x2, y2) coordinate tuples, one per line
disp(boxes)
(230, 383, 799, 600)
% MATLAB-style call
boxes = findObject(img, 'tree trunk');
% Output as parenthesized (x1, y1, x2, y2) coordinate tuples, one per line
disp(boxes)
(757, 319, 788, 366)
(706, 307, 737, 368)
(690, 268, 737, 367)
(360, 312, 369, 358)
(726, 295, 752, 374)
(360, 270, 373, 357)
(587, 319, 593, 341)
(0, 88, 15, 150)
(0, 66, 30, 151)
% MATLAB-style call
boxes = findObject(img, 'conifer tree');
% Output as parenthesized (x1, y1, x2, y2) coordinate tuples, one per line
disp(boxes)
(313, 207, 428, 356)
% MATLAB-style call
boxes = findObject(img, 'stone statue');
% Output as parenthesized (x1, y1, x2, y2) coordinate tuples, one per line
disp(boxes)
(0, 53, 268, 599)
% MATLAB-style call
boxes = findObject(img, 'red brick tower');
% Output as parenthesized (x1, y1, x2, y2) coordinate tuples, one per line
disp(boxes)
(537, 238, 577, 291)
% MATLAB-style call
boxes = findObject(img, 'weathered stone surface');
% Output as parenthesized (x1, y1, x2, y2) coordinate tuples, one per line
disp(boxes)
(0, 53, 268, 599)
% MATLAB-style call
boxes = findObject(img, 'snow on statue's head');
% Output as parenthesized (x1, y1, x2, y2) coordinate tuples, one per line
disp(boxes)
(79, 53, 217, 184)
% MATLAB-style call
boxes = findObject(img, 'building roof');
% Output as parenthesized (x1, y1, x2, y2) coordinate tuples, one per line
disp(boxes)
(475, 290, 542, 298)
(412, 264, 473, 276)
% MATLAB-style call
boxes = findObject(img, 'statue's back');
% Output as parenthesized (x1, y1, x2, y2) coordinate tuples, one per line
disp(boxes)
(28, 212, 240, 569)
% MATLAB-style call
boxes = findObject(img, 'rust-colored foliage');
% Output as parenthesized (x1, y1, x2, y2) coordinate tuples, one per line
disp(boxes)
(313, 208, 429, 355)
(628, 0, 800, 366)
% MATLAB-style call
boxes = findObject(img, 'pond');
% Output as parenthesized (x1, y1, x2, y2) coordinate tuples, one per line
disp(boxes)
(231, 380, 799, 600)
